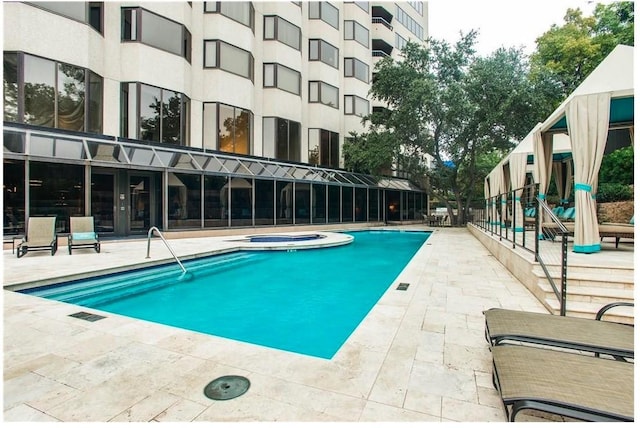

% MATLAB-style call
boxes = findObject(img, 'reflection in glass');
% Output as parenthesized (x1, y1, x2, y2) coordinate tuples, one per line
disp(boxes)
(57, 63, 85, 131)
(168, 173, 201, 229)
(87, 71, 103, 133)
(24, 55, 55, 127)
(255, 179, 274, 225)
(219, 104, 234, 152)
(3, 160, 25, 235)
(130, 176, 150, 232)
(91, 172, 114, 233)
(230, 177, 252, 227)
(161, 89, 181, 144)
(3, 52, 18, 122)
(294, 183, 310, 224)
(312, 183, 326, 223)
(342, 186, 353, 222)
(387, 190, 400, 221)
(368, 188, 379, 222)
(204, 175, 228, 227)
(355, 187, 367, 221)
(327, 185, 340, 223)
(276, 181, 293, 225)
(140, 84, 161, 141)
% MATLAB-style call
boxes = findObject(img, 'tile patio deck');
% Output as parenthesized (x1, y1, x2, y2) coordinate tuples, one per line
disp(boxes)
(2, 226, 603, 422)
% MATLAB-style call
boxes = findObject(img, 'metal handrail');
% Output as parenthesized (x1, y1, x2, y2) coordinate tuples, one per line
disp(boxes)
(146, 227, 187, 273)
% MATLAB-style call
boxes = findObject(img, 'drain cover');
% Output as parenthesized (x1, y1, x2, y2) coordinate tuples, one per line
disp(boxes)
(204, 375, 250, 400)
(396, 282, 410, 291)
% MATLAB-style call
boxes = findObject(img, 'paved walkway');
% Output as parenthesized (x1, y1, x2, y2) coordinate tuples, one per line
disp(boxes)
(3, 226, 549, 422)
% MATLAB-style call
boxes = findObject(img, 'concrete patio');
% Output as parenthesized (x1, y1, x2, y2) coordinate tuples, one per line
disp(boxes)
(2, 226, 593, 422)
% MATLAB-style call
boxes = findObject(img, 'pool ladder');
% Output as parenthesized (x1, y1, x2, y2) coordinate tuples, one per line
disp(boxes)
(146, 227, 187, 274)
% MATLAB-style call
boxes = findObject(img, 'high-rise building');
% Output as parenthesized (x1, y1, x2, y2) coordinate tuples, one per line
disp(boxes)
(3, 1, 429, 237)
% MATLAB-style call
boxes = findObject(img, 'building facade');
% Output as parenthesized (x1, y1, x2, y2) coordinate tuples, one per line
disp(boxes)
(3, 1, 429, 237)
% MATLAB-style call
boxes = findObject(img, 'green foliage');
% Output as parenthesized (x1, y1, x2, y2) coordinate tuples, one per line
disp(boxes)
(342, 131, 396, 177)
(531, 2, 634, 101)
(596, 183, 633, 202)
(599, 145, 634, 185)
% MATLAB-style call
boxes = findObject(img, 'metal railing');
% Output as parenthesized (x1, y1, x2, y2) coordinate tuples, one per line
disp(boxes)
(372, 17, 393, 30)
(470, 184, 568, 315)
(146, 227, 187, 274)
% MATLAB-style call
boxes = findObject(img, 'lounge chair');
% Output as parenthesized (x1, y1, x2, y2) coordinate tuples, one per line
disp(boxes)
(68, 216, 101, 254)
(483, 303, 634, 360)
(599, 215, 634, 248)
(16, 216, 58, 258)
(491, 344, 633, 422)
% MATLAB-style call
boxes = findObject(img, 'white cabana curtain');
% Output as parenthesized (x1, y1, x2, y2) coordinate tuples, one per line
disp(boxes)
(509, 152, 528, 232)
(567, 93, 611, 253)
(489, 168, 501, 226)
(533, 129, 553, 237)
(553, 160, 573, 206)
(500, 164, 509, 227)
(484, 178, 490, 226)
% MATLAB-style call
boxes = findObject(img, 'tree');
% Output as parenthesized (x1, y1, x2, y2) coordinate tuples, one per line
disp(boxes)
(531, 2, 634, 102)
(345, 34, 552, 226)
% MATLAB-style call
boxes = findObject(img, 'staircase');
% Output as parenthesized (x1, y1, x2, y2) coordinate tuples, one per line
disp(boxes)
(532, 264, 635, 324)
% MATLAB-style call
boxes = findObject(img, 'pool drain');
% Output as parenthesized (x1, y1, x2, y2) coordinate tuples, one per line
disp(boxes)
(204, 375, 250, 400)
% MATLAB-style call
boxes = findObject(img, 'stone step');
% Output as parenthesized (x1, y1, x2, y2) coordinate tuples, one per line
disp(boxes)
(545, 298, 635, 325)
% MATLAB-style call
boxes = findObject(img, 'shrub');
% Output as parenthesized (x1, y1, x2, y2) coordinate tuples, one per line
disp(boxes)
(596, 183, 633, 202)
(599, 146, 634, 185)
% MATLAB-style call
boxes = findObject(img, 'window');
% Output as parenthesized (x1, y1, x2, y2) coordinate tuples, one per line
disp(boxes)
(344, 57, 369, 82)
(309, 81, 339, 108)
(309, 1, 339, 29)
(345, 1, 369, 13)
(3, 52, 103, 133)
(396, 5, 424, 40)
(204, 40, 254, 80)
(264, 16, 301, 51)
(308, 129, 339, 168)
(344, 20, 369, 47)
(122, 8, 192, 62)
(309, 39, 339, 68)
(395, 33, 408, 50)
(204, 1, 254, 29)
(29, 1, 103, 34)
(408, 1, 424, 15)
(120, 82, 190, 145)
(263, 117, 301, 162)
(203, 103, 253, 155)
(263, 63, 301, 95)
(344, 95, 369, 117)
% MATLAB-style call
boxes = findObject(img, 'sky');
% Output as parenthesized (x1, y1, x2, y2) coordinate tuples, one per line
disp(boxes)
(427, 0, 615, 56)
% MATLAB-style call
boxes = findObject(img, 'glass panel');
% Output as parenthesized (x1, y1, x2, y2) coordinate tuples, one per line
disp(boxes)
(204, 175, 228, 227)
(254, 179, 274, 225)
(312, 183, 326, 223)
(276, 180, 293, 225)
(55, 137, 86, 160)
(162, 89, 181, 144)
(342, 186, 353, 222)
(387, 190, 400, 221)
(327, 185, 340, 223)
(127, 147, 155, 165)
(246, 161, 266, 176)
(87, 71, 103, 133)
(140, 84, 161, 142)
(322, 2, 339, 28)
(289, 120, 301, 162)
(294, 183, 310, 224)
(277, 64, 300, 95)
(141, 10, 182, 56)
(3, 131, 25, 154)
(308, 129, 319, 165)
(169, 153, 198, 170)
(235, 109, 250, 155)
(309, 40, 319, 60)
(168, 172, 201, 229)
(24, 55, 56, 127)
(3, 159, 26, 235)
(202, 156, 228, 173)
(31, 1, 86, 22)
(321, 41, 338, 68)
(264, 16, 275, 39)
(220, 42, 251, 78)
(355, 187, 367, 221)
(218, 104, 234, 152)
(230, 177, 252, 227)
(57, 63, 85, 131)
(87, 141, 121, 163)
(130, 175, 150, 232)
(3, 52, 18, 122)
(220, 1, 252, 27)
(203, 103, 217, 149)
(204, 41, 217, 67)
(276, 118, 289, 160)
(368, 188, 378, 221)
(280, 17, 301, 50)
(91, 172, 114, 233)
(263, 64, 275, 87)
(29, 161, 84, 233)
(29, 135, 55, 157)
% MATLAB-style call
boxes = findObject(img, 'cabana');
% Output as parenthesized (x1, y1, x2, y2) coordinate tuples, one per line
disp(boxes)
(536, 44, 634, 253)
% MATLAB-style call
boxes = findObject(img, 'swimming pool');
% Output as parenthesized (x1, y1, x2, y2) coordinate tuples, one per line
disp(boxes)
(21, 230, 430, 359)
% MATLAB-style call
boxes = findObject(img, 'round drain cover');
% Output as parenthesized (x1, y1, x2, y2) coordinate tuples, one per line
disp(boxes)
(204, 375, 250, 400)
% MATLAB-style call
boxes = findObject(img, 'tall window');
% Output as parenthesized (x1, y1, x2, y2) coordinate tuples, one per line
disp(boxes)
(345, 1, 369, 13)
(203, 103, 253, 155)
(120, 82, 190, 145)
(309, 39, 339, 68)
(396, 5, 424, 40)
(264, 15, 301, 50)
(344, 57, 369, 82)
(263, 63, 301, 95)
(263, 117, 301, 162)
(29, 1, 103, 34)
(395, 33, 408, 50)
(3, 52, 103, 133)
(309, 81, 339, 108)
(308, 129, 339, 168)
(344, 95, 369, 117)
(344, 20, 369, 47)
(204, 40, 254, 80)
(122, 7, 192, 62)
(204, 1, 254, 30)
(309, 2, 339, 29)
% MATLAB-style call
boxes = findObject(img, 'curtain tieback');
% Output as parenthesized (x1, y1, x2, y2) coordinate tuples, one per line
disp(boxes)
(538, 193, 545, 200)
(575, 183, 592, 193)
(514, 197, 521, 201)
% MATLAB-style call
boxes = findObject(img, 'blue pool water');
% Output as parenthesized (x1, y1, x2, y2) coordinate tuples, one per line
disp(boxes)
(22, 230, 430, 359)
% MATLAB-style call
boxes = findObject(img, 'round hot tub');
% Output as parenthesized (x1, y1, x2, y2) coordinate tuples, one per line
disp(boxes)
(248, 234, 325, 243)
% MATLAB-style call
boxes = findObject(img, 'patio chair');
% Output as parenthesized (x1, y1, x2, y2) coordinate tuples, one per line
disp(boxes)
(68, 216, 101, 254)
(483, 303, 634, 361)
(491, 345, 633, 422)
(599, 215, 634, 248)
(16, 216, 58, 258)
